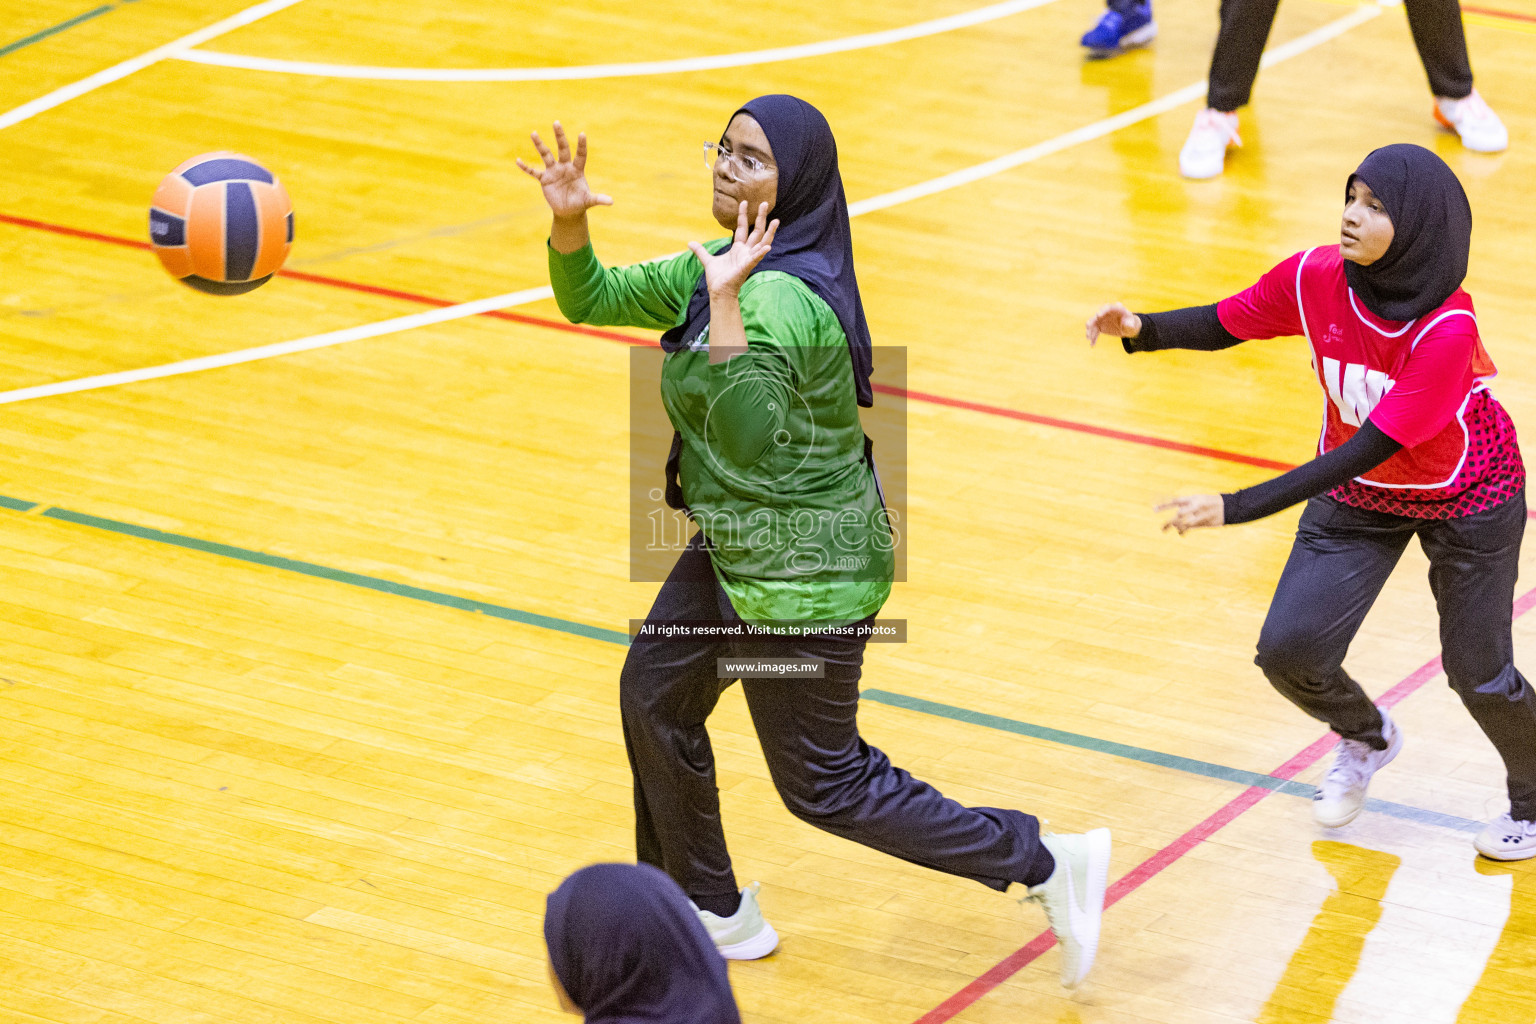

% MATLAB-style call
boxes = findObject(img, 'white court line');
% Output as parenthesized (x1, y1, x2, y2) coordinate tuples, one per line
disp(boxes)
(174, 0, 1061, 81)
(0, 0, 307, 131)
(0, 287, 554, 405)
(851, 1, 1380, 215)
(0, 4, 1381, 407)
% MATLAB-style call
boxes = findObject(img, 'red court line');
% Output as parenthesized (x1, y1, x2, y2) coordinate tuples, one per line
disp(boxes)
(3, 211, 1296, 472)
(880, 384, 1297, 471)
(1464, 4, 1536, 22)
(913, 578, 1536, 1024)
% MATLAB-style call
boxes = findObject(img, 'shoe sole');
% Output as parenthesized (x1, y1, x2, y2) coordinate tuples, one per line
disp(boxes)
(716, 921, 779, 960)
(1474, 837, 1536, 861)
(1313, 722, 1403, 828)
(1064, 827, 1112, 989)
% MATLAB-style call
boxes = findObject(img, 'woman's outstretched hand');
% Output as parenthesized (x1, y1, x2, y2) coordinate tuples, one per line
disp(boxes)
(1085, 302, 1142, 346)
(517, 122, 613, 221)
(690, 201, 779, 298)
(1157, 494, 1225, 534)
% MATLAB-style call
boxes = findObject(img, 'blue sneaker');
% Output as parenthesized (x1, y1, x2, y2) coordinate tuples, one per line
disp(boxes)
(1080, 3, 1156, 57)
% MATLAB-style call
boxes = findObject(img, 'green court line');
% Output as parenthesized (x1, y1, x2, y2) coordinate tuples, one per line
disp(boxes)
(0, 1, 136, 59)
(34, 503, 631, 645)
(2, 492, 1479, 833)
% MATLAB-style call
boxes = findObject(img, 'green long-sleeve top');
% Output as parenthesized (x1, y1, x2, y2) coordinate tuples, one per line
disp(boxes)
(549, 240, 893, 628)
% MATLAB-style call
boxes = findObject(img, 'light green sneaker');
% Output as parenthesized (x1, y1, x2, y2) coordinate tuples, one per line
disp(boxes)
(1020, 828, 1111, 988)
(692, 881, 779, 960)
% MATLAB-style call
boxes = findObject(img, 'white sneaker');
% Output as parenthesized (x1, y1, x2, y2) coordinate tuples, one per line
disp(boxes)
(692, 882, 778, 960)
(1312, 707, 1402, 828)
(1020, 828, 1111, 988)
(1434, 91, 1508, 153)
(1179, 108, 1242, 179)
(1474, 812, 1536, 861)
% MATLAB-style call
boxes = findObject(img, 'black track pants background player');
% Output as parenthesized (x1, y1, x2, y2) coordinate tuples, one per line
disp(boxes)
(619, 535, 1054, 906)
(1206, 0, 1474, 111)
(1256, 491, 1536, 821)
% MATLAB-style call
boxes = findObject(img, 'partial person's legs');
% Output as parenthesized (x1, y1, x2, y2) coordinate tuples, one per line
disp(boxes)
(619, 536, 739, 909)
(1404, 0, 1509, 150)
(1181, 0, 1280, 177)
(1403, 0, 1473, 98)
(738, 622, 1110, 986)
(1256, 498, 1415, 743)
(1419, 492, 1536, 845)
(1206, 0, 1282, 112)
(739, 629, 1053, 890)
(1257, 498, 1418, 827)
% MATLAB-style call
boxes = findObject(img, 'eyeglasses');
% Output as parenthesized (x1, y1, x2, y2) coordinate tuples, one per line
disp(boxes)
(703, 141, 770, 175)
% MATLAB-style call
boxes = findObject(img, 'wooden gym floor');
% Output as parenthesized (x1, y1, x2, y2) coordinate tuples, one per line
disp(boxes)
(2, 1, 1536, 1021)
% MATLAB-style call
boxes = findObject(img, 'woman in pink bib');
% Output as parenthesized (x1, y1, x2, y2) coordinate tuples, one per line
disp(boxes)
(1087, 144, 1536, 860)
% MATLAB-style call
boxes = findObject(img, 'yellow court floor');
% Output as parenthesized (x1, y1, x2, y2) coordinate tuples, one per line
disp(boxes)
(2, 0, 1536, 1022)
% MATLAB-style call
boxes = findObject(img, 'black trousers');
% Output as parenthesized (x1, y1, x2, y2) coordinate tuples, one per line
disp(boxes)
(1206, 0, 1474, 110)
(1257, 492, 1536, 821)
(620, 536, 1051, 903)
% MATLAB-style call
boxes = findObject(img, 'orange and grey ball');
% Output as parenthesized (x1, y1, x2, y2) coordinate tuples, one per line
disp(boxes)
(149, 152, 293, 295)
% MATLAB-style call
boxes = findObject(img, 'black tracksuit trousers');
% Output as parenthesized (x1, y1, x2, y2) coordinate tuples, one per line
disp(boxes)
(1257, 492, 1536, 821)
(1206, 0, 1474, 110)
(619, 536, 1053, 906)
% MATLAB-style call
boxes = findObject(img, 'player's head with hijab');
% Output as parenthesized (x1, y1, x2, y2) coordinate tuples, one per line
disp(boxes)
(670, 94, 875, 405)
(544, 862, 742, 1024)
(1340, 143, 1473, 321)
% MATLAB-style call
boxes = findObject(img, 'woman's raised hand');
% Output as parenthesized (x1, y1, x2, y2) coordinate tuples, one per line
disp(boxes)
(689, 201, 779, 297)
(1085, 302, 1142, 346)
(517, 122, 613, 220)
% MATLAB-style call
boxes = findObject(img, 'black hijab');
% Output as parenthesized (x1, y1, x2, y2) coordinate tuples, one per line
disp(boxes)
(1343, 144, 1473, 322)
(544, 863, 742, 1024)
(660, 94, 876, 407)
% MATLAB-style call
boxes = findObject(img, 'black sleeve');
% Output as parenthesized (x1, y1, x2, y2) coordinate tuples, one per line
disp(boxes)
(1121, 304, 1245, 353)
(1222, 421, 1403, 525)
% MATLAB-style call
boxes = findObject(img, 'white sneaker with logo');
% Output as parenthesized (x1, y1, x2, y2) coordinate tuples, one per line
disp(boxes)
(1179, 108, 1242, 179)
(1434, 91, 1509, 153)
(1474, 813, 1536, 861)
(1020, 828, 1111, 988)
(692, 881, 779, 960)
(1313, 707, 1402, 828)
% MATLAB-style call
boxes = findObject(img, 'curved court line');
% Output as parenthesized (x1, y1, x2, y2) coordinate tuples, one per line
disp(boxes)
(0, 4, 1377, 407)
(0, 0, 306, 131)
(173, 0, 1061, 81)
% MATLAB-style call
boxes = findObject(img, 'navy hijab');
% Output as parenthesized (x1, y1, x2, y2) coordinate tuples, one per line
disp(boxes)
(544, 863, 742, 1024)
(660, 94, 876, 407)
(1344, 144, 1473, 322)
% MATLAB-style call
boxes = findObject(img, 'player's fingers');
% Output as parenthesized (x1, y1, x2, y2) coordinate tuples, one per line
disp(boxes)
(590, 192, 614, 207)
(735, 200, 749, 241)
(554, 121, 572, 161)
(514, 158, 540, 178)
(687, 241, 708, 261)
(574, 132, 589, 171)
(531, 132, 555, 166)
(762, 219, 779, 247)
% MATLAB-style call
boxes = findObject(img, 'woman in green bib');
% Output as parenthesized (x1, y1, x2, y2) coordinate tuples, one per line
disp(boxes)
(520, 95, 1109, 989)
